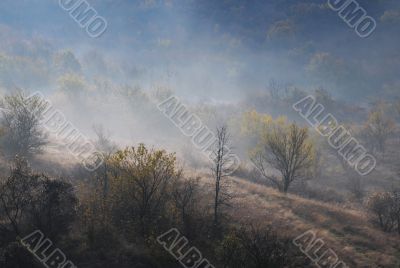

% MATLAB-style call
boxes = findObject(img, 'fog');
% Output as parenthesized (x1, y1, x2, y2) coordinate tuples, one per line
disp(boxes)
(0, 1, 396, 170)
(0, 1, 400, 267)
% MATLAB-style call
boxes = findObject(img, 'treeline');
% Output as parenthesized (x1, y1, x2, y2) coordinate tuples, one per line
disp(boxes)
(0, 149, 309, 268)
(0, 88, 400, 267)
(0, 93, 311, 267)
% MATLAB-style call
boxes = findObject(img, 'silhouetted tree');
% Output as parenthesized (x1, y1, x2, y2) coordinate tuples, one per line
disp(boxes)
(0, 157, 77, 241)
(211, 125, 234, 227)
(0, 158, 37, 236)
(171, 174, 201, 237)
(28, 178, 78, 241)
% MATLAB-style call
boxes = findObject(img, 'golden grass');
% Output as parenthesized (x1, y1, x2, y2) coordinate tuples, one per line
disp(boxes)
(199, 173, 400, 267)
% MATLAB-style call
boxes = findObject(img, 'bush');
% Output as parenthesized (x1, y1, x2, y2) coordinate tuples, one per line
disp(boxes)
(0, 157, 77, 241)
(217, 225, 308, 268)
(366, 191, 398, 232)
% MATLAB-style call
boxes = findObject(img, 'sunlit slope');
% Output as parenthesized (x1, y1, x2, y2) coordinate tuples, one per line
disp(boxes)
(211, 176, 400, 268)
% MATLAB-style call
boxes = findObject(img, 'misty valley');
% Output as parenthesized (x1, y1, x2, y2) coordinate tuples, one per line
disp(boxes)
(0, 1, 399, 268)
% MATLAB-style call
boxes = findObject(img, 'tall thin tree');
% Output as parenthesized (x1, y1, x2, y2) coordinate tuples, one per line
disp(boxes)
(211, 125, 234, 226)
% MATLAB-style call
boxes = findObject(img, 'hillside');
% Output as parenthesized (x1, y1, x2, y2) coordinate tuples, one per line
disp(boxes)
(210, 176, 400, 267)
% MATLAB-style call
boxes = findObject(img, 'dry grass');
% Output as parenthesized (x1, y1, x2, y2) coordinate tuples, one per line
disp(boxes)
(199, 173, 400, 267)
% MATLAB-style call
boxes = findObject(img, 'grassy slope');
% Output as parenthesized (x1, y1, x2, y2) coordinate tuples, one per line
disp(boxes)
(207, 176, 400, 267)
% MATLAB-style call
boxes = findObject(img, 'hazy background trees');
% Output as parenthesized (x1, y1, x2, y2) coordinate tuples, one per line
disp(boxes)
(362, 103, 396, 159)
(0, 92, 47, 160)
(0, 1, 399, 266)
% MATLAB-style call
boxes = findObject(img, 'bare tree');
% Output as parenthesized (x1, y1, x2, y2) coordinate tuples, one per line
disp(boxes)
(251, 123, 314, 193)
(172, 174, 200, 236)
(324, 139, 365, 199)
(268, 79, 280, 100)
(93, 124, 118, 155)
(0, 158, 35, 236)
(93, 124, 117, 198)
(392, 189, 400, 235)
(211, 125, 234, 226)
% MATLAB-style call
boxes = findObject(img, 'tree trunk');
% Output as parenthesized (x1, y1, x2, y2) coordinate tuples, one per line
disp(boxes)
(214, 179, 220, 226)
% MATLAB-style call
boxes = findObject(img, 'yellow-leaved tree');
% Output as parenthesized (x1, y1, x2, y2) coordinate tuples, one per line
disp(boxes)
(108, 144, 177, 235)
(81, 143, 178, 239)
(245, 111, 315, 193)
(362, 103, 396, 159)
